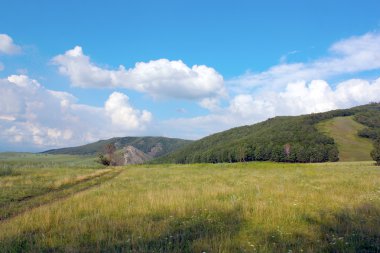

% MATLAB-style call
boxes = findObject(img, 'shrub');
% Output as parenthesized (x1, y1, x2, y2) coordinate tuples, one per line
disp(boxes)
(371, 139, 380, 166)
(358, 128, 379, 140)
(97, 153, 111, 166)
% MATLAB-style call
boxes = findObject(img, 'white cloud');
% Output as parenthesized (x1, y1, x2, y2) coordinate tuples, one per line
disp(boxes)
(229, 32, 380, 90)
(164, 77, 380, 139)
(199, 97, 221, 111)
(0, 34, 21, 55)
(52, 46, 226, 100)
(166, 32, 380, 139)
(262, 78, 380, 116)
(105, 92, 152, 130)
(8, 74, 40, 88)
(47, 32, 380, 141)
(3, 31, 380, 149)
(0, 75, 152, 150)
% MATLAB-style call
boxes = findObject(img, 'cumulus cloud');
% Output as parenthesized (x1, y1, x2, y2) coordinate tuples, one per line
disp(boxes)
(0, 34, 21, 55)
(3, 31, 380, 148)
(167, 32, 380, 139)
(229, 32, 380, 90)
(164, 77, 380, 139)
(0, 75, 152, 150)
(268, 78, 380, 115)
(105, 92, 152, 130)
(52, 46, 226, 100)
(199, 97, 222, 111)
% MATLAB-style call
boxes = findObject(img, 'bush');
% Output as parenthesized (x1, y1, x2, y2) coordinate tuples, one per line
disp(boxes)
(371, 139, 380, 166)
(358, 128, 379, 140)
(97, 153, 111, 166)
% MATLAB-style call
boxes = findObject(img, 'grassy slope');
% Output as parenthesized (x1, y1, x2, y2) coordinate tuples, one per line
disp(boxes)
(1, 162, 380, 252)
(317, 116, 373, 161)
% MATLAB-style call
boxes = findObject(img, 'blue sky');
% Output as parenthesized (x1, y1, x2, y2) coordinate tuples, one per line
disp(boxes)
(1, 0, 380, 151)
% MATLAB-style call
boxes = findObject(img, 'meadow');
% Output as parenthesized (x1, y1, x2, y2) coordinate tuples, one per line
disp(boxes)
(0, 155, 380, 252)
(0, 153, 118, 220)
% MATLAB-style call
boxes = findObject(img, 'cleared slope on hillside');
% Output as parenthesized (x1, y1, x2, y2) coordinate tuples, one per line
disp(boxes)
(317, 116, 373, 161)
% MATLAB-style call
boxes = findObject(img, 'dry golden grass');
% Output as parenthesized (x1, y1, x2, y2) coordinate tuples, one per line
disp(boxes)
(0, 162, 380, 252)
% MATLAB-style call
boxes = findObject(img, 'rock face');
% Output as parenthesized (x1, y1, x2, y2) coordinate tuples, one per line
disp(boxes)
(148, 143, 163, 157)
(123, 145, 152, 164)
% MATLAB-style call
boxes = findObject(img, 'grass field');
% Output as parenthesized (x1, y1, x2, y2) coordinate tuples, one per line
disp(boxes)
(0, 155, 380, 252)
(0, 153, 117, 220)
(0, 153, 101, 169)
(317, 116, 373, 161)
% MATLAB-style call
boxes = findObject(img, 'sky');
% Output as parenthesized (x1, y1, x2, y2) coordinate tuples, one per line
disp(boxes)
(1, 0, 380, 151)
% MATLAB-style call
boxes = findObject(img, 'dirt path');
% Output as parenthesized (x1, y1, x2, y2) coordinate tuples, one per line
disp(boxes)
(0, 168, 123, 222)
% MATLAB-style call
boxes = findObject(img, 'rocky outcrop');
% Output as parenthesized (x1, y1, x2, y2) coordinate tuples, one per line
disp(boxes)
(148, 143, 163, 157)
(123, 145, 152, 164)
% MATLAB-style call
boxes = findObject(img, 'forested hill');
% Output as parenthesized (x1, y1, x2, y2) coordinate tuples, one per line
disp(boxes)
(153, 103, 380, 164)
(43, 136, 192, 158)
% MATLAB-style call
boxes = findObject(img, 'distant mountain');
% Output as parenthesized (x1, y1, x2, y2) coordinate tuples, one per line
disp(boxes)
(153, 103, 380, 164)
(43, 137, 193, 161)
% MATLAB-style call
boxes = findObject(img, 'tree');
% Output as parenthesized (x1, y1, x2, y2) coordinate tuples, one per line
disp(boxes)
(327, 146, 339, 162)
(104, 143, 117, 166)
(284, 143, 291, 157)
(271, 145, 285, 162)
(371, 138, 380, 165)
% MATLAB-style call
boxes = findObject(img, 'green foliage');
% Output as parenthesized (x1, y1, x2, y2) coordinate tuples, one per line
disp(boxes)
(352, 108, 380, 165)
(357, 127, 380, 139)
(354, 110, 380, 128)
(154, 103, 380, 164)
(97, 153, 111, 166)
(371, 139, 380, 165)
(354, 111, 380, 141)
(155, 116, 340, 164)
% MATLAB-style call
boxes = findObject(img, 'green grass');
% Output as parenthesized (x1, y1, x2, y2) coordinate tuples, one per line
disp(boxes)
(0, 161, 380, 252)
(0, 153, 116, 220)
(317, 116, 373, 161)
(0, 152, 101, 169)
(0, 167, 120, 220)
